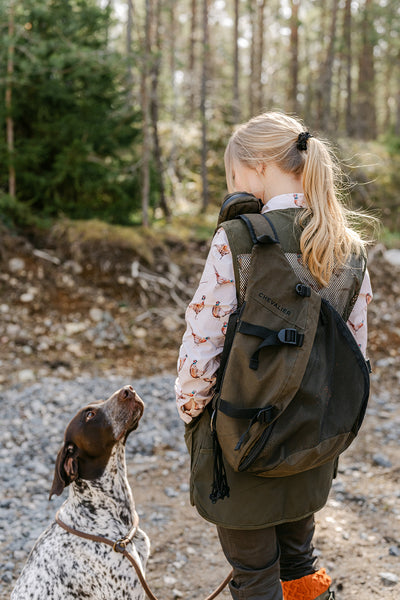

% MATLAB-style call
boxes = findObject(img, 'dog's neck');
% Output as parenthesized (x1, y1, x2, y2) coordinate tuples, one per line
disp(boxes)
(58, 443, 136, 537)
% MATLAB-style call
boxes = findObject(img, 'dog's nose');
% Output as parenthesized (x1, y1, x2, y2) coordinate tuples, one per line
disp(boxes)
(119, 386, 136, 402)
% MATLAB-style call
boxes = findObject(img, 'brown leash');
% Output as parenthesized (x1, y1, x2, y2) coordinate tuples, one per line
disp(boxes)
(55, 510, 232, 600)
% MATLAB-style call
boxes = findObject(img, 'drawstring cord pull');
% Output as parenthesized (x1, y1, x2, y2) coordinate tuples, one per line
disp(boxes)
(209, 410, 230, 503)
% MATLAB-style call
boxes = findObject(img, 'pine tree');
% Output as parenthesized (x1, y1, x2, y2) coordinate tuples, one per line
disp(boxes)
(0, 0, 141, 222)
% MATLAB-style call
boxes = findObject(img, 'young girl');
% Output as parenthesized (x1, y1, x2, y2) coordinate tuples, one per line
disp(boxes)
(175, 112, 372, 600)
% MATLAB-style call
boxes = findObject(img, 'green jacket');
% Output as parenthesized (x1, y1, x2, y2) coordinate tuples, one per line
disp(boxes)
(185, 208, 365, 529)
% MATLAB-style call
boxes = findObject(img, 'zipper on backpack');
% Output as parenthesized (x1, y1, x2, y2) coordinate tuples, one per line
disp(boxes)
(238, 422, 275, 472)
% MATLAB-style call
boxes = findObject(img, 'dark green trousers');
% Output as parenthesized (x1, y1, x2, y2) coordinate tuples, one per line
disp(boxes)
(217, 515, 317, 600)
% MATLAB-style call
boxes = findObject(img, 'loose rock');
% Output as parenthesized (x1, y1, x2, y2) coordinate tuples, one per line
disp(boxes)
(379, 572, 399, 586)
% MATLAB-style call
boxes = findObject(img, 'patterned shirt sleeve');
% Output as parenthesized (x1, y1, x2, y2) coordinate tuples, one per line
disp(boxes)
(346, 268, 373, 358)
(175, 228, 237, 423)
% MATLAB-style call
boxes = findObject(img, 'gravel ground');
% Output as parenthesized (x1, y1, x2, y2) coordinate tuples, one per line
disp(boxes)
(1, 368, 400, 600)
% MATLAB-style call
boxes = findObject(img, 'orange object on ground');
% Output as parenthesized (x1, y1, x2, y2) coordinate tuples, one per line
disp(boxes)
(281, 568, 332, 600)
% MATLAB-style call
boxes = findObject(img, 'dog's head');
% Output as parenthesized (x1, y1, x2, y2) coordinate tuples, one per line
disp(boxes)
(49, 386, 144, 499)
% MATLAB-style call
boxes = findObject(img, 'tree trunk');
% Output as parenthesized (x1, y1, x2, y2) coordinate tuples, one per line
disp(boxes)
(396, 86, 400, 138)
(150, 0, 170, 221)
(303, 24, 313, 124)
(200, 0, 209, 211)
(126, 0, 134, 107)
(167, 0, 178, 200)
(189, 0, 198, 115)
(253, 0, 266, 115)
(333, 59, 342, 133)
(288, 0, 300, 114)
(316, 0, 339, 132)
(343, 0, 353, 136)
(6, 0, 16, 198)
(395, 52, 400, 137)
(356, 0, 376, 139)
(104, 0, 113, 44)
(382, 59, 394, 133)
(140, 0, 152, 227)
(232, 0, 240, 123)
(249, 1, 256, 117)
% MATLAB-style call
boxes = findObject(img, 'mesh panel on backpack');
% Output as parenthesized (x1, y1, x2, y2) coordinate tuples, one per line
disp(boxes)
(236, 250, 364, 320)
(237, 254, 252, 305)
(284, 253, 365, 320)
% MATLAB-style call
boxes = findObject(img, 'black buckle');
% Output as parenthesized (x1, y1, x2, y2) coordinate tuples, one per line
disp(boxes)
(296, 283, 311, 297)
(256, 407, 274, 424)
(278, 328, 304, 347)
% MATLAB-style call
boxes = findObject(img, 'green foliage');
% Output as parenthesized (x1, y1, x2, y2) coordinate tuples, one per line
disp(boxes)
(380, 227, 400, 249)
(340, 138, 400, 237)
(382, 134, 400, 157)
(0, 192, 40, 229)
(0, 0, 398, 232)
(0, 0, 142, 224)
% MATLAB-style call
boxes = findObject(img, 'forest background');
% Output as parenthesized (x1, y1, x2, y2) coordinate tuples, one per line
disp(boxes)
(0, 0, 399, 240)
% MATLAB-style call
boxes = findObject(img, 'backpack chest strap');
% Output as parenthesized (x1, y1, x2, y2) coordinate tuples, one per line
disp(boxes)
(238, 321, 304, 370)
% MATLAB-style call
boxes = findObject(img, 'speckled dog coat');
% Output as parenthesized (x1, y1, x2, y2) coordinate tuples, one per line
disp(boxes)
(11, 386, 150, 600)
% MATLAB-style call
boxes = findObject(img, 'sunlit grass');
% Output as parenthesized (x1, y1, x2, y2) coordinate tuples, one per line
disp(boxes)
(152, 211, 218, 242)
(49, 208, 220, 268)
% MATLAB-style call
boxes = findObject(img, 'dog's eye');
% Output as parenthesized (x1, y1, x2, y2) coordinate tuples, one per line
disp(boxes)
(85, 410, 96, 422)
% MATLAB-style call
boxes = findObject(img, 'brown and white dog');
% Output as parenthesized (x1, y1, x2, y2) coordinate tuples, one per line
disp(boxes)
(11, 385, 150, 600)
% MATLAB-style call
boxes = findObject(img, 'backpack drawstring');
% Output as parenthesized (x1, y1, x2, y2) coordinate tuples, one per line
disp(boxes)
(209, 408, 230, 503)
(210, 429, 230, 503)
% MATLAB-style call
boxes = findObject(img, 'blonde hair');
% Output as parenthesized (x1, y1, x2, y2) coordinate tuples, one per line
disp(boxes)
(224, 111, 364, 287)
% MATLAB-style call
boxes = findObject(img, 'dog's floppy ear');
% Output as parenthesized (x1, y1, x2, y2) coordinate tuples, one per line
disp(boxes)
(49, 443, 79, 499)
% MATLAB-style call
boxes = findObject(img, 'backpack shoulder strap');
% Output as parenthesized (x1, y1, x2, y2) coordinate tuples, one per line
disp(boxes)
(219, 219, 253, 304)
(263, 208, 303, 253)
(238, 213, 280, 245)
(219, 213, 281, 305)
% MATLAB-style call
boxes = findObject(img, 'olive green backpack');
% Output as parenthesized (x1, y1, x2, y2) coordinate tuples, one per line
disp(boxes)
(209, 193, 370, 503)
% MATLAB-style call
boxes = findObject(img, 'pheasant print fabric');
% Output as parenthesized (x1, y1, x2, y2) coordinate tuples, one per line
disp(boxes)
(175, 193, 372, 423)
(175, 226, 237, 423)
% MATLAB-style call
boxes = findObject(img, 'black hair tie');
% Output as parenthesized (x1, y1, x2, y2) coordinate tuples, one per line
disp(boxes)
(296, 131, 313, 151)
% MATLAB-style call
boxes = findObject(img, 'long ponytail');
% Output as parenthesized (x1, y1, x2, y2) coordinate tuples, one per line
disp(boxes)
(298, 136, 362, 286)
